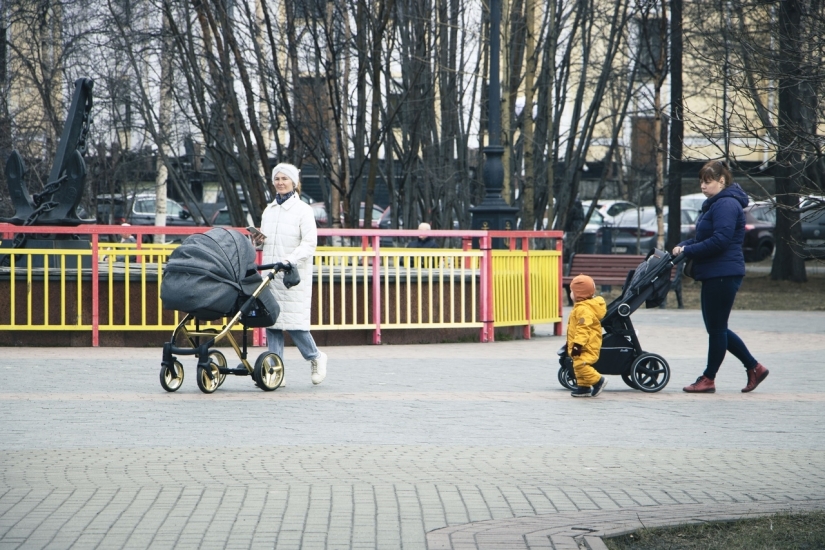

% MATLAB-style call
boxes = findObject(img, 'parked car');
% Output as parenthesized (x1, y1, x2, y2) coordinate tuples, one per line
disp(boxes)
(799, 195, 825, 259)
(96, 193, 198, 242)
(96, 194, 128, 225)
(601, 206, 698, 255)
(681, 193, 707, 212)
(743, 202, 776, 262)
(210, 207, 253, 228)
(133, 194, 197, 227)
(580, 199, 636, 223)
(312, 202, 384, 229)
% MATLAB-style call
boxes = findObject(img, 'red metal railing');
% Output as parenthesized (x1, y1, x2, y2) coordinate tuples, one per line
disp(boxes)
(0, 224, 564, 346)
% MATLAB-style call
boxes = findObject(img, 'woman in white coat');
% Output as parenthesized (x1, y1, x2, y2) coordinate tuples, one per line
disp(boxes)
(251, 163, 327, 385)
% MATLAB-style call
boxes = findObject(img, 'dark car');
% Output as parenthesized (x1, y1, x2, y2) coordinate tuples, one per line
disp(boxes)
(96, 194, 128, 225)
(602, 207, 698, 255)
(743, 202, 775, 262)
(799, 195, 825, 259)
(210, 207, 253, 227)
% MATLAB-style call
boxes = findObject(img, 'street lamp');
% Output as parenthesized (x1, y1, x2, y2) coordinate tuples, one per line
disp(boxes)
(471, 0, 518, 244)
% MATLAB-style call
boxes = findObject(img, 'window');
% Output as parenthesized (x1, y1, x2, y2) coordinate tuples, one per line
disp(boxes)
(134, 198, 155, 214)
(635, 17, 666, 80)
(291, 0, 325, 21)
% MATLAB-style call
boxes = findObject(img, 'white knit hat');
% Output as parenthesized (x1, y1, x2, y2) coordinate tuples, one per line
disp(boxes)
(272, 163, 300, 187)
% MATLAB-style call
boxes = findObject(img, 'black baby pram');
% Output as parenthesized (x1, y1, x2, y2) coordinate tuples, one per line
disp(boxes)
(557, 249, 685, 393)
(158, 228, 299, 394)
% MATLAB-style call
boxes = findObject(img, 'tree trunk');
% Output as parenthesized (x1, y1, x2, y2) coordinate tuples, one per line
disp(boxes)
(666, 0, 683, 253)
(771, 0, 807, 282)
(521, 0, 537, 230)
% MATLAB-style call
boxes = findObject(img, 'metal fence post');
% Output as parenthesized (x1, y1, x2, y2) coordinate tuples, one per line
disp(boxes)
(555, 237, 564, 336)
(91, 233, 99, 346)
(371, 235, 382, 345)
(522, 237, 532, 340)
(479, 233, 493, 342)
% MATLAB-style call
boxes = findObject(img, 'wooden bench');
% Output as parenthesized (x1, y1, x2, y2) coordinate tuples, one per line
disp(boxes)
(562, 253, 683, 307)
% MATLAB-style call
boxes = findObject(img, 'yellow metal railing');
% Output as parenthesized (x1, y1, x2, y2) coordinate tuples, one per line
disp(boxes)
(491, 250, 561, 327)
(0, 225, 564, 344)
(378, 248, 483, 329)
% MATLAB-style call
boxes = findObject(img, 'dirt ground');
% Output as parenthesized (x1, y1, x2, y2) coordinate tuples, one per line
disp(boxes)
(599, 258, 825, 311)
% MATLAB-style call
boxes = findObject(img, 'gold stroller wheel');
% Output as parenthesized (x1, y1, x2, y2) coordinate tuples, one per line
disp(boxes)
(159, 360, 184, 392)
(254, 352, 284, 391)
(196, 360, 222, 394)
(208, 349, 228, 387)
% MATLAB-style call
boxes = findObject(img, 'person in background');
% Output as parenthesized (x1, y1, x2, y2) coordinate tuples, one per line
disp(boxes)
(250, 163, 328, 386)
(404, 222, 440, 268)
(406, 222, 439, 249)
(566, 274, 608, 398)
(119, 223, 136, 244)
(673, 160, 769, 394)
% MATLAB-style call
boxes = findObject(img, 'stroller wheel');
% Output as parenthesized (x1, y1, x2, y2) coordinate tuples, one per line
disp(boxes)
(557, 364, 577, 390)
(196, 361, 222, 394)
(630, 353, 670, 392)
(254, 352, 284, 391)
(621, 373, 638, 389)
(208, 349, 227, 387)
(159, 360, 184, 392)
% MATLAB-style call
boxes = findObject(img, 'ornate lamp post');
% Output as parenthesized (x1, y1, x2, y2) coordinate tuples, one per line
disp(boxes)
(471, 0, 518, 244)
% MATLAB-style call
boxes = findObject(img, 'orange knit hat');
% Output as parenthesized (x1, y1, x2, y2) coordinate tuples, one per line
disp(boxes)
(570, 274, 596, 301)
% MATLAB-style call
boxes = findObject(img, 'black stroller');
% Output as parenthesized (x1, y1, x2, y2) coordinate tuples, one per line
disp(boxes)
(557, 249, 685, 393)
(158, 228, 299, 394)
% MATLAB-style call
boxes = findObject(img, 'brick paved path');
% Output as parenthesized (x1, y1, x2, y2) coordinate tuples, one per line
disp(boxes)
(1, 309, 823, 549)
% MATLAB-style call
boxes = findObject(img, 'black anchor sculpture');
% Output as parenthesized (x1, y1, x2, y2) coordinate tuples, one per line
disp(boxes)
(2, 77, 95, 228)
(1, 78, 95, 268)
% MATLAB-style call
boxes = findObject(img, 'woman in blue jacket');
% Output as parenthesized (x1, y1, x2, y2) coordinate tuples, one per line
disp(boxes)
(672, 161, 769, 393)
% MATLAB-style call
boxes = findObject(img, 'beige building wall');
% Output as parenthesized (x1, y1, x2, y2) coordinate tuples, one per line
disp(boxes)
(7, 4, 64, 160)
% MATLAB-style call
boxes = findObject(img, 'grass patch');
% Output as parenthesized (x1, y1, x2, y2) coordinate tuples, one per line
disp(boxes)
(604, 510, 825, 550)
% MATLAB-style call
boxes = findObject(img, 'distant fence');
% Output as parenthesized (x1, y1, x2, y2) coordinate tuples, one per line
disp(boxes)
(0, 224, 563, 346)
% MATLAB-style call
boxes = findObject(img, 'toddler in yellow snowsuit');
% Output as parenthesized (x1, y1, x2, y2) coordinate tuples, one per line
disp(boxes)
(567, 274, 608, 397)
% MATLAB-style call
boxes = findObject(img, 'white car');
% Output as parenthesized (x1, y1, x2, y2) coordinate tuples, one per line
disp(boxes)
(581, 199, 636, 224)
(680, 193, 707, 211)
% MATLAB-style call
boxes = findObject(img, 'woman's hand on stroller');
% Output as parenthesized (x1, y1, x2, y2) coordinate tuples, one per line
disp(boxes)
(571, 343, 583, 357)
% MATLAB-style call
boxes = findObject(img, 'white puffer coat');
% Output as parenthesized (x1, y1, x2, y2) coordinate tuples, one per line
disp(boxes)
(260, 194, 317, 330)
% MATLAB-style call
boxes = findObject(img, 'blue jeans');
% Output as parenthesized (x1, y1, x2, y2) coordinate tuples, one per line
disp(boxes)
(265, 329, 320, 361)
(700, 276, 758, 379)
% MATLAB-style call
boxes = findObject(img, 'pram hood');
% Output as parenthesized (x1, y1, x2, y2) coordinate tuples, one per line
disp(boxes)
(604, 249, 676, 323)
(161, 228, 279, 321)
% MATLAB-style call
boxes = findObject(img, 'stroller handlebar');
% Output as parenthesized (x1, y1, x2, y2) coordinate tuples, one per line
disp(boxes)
(257, 262, 292, 272)
(670, 252, 687, 265)
(257, 262, 301, 289)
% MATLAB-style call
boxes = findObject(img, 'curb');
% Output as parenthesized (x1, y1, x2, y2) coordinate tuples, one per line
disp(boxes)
(427, 499, 825, 549)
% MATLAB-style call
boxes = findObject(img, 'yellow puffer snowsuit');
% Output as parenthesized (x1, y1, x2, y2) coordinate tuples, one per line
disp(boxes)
(566, 296, 607, 387)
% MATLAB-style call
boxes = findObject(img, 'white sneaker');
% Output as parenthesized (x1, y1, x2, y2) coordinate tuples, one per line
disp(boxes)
(311, 352, 327, 385)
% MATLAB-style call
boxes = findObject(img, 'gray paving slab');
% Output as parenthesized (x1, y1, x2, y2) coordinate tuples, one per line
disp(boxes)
(1, 309, 824, 549)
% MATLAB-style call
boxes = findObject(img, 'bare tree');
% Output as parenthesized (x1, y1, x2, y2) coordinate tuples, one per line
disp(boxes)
(684, 0, 823, 281)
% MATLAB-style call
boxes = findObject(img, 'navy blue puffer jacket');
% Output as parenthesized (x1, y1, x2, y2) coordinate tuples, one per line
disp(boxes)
(678, 183, 749, 281)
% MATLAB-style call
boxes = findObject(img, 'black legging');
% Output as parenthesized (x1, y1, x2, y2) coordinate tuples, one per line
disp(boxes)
(700, 275, 758, 379)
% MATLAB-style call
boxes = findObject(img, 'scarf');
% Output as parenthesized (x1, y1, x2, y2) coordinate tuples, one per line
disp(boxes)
(275, 191, 294, 205)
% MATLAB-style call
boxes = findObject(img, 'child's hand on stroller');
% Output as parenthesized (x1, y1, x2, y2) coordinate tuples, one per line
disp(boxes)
(571, 343, 583, 357)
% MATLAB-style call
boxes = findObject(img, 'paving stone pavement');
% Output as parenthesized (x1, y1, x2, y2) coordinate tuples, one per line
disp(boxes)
(1, 309, 824, 549)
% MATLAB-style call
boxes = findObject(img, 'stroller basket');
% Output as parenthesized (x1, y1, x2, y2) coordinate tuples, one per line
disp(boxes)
(239, 295, 277, 327)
